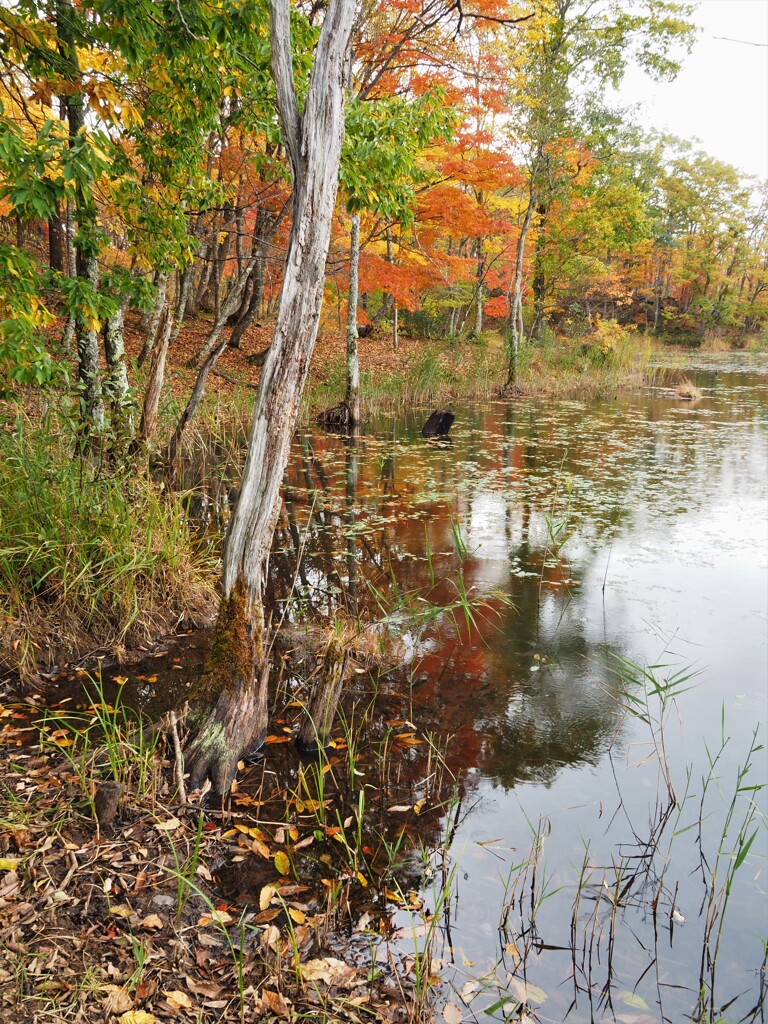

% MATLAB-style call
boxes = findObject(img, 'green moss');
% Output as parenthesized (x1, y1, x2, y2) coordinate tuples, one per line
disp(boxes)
(191, 576, 261, 705)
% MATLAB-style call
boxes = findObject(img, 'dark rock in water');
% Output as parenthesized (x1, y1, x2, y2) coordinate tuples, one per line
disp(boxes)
(422, 409, 455, 437)
(357, 323, 373, 338)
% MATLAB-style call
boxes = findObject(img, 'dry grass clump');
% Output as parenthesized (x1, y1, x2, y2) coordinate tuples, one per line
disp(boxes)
(0, 410, 217, 680)
(675, 374, 703, 400)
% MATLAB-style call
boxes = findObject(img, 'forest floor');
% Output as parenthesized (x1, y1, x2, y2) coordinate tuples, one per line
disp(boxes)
(0, 663, 447, 1024)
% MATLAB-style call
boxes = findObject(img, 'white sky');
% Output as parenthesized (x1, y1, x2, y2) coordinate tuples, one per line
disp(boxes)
(612, 0, 768, 181)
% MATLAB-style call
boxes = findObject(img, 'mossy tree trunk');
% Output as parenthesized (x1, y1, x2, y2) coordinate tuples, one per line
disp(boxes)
(183, 0, 355, 794)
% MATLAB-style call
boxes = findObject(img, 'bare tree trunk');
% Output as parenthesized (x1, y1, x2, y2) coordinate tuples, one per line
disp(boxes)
(345, 213, 360, 428)
(48, 202, 64, 272)
(138, 269, 170, 367)
(473, 235, 484, 338)
(138, 306, 173, 442)
(507, 196, 535, 384)
(103, 307, 134, 439)
(183, 0, 355, 793)
(58, 0, 103, 434)
(296, 635, 349, 752)
(530, 199, 548, 341)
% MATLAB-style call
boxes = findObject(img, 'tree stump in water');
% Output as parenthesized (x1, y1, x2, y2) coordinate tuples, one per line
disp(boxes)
(296, 634, 348, 755)
(317, 402, 352, 433)
(422, 410, 454, 437)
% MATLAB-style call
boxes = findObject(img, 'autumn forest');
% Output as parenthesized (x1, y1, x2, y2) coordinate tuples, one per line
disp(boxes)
(1, 2, 767, 1023)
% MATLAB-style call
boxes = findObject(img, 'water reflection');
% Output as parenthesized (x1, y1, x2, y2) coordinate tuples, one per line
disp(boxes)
(172, 354, 767, 1021)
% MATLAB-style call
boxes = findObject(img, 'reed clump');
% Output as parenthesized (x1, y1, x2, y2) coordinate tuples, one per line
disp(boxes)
(675, 373, 703, 400)
(0, 408, 217, 679)
(512, 324, 654, 398)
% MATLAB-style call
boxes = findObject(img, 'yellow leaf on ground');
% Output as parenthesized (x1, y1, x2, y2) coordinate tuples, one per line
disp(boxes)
(102, 985, 133, 1015)
(274, 851, 291, 876)
(252, 839, 271, 859)
(164, 990, 193, 1010)
(154, 817, 181, 832)
(300, 957, 358, 988)
(120, 1012, 157, 1024)
(0, 859, 18, 871)
(140, 914, 163, 930)
(259, 989, 291, 1017)
(288, 906, 305, 924)
(259, 884, 276, 911)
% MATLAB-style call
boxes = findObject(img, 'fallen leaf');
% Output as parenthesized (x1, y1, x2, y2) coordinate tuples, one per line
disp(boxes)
(110, 904, 133, 919)
(154, 817, 181, 832)
(102, 984, 133, 1015)
(388, 804, 412, 813)
(251, 838, 271, 859)
(119, 1013, 156, 1024)
(114, 676, 129, 686)
(300, 957, 358, 988)
(140, 914, 163, 930)
(260, 989, 291, 1017)
(259, 884, 276, 911)
(287, 907, 305, 924)
(198, 908, 233, 927)
(443, 1004, 463, 1024)
(274, 851, 291, 876)
(508, 978, 547, 1006)
(164, 989, 193, 1010)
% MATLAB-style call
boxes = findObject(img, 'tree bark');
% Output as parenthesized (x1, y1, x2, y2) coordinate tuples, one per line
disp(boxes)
(345, 213, 361, 429)
(103, 307, 134, 440)
(48, 202, 64, 272)
(183, 0, 355, 793)
(137, 269, 170, 367)
(138, 306, 173, 442)
(473, 235, 484, 338)
(57, 0, 104, 435)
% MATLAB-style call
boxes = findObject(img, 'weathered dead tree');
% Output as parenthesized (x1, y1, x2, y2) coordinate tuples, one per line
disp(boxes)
(182, 0, 356, 794)
(296, 634, 349, 754)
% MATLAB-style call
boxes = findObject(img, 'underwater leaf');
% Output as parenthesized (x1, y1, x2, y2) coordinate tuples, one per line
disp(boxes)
(507, 978, 547, 1005)
(618, 992, 650, 1010)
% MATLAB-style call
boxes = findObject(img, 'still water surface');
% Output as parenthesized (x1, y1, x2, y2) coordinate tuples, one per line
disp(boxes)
(168, 353, 767, 1021)
(270, 354, 767, 1022)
